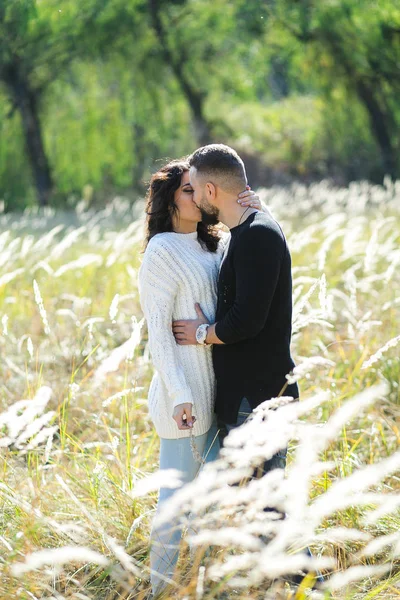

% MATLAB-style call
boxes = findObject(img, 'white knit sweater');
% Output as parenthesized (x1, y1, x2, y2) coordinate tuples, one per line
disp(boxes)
(138, 231, 228, 439)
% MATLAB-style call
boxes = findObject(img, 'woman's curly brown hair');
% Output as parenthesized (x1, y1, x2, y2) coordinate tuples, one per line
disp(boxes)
(143, 159, 220, 253)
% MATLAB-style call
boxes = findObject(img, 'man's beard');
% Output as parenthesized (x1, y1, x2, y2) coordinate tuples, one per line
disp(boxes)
(199, 196, 219, 226)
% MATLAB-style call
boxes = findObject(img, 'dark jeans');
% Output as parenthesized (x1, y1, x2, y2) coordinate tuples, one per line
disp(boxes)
(217, 397, 287, 491)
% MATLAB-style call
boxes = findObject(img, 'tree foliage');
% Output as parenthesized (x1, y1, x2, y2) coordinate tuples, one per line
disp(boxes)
(0, 0, 399, 208)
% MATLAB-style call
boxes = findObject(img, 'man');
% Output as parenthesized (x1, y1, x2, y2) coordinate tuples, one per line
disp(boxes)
(172, 143, 299, 462)
(172, 144, 324, 587)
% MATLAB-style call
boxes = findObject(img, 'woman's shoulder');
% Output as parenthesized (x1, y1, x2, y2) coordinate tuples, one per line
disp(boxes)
(143, 233, 178, 257)
(147, 231, 176, 247)
(218, 229, 231, 249)
(140, 233, 183, 275)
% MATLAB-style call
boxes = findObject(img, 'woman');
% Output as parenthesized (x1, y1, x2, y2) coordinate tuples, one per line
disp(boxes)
(138, 159, 262, 597)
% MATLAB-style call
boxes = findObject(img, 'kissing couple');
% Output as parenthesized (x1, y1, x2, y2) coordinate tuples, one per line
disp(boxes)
(139, 143, 299, 597)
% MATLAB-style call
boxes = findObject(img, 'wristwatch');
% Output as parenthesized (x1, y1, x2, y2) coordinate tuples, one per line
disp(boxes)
(196, 323, 210, 345)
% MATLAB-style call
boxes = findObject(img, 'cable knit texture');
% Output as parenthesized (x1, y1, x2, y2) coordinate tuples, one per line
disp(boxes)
(138, 231, 228, 439)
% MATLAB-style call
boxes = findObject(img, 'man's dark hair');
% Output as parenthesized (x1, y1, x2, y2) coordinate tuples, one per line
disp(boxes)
(189, 144, 247, 193)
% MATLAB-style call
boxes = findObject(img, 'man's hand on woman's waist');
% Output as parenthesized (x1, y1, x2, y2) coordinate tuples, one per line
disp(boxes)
(172, 303, 224, 346)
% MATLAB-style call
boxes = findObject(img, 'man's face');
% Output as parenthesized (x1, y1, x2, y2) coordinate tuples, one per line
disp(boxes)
(189, 166, 220, 225)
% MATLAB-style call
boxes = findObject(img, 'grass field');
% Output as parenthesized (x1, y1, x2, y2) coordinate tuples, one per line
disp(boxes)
(0, 180, 399, 600)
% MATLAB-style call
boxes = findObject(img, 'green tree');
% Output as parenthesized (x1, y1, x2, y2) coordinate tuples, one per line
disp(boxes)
(146, 0, 259, 145)
(0, 0, 128, 206)
(268, 0, 400, 179)
(147, 0, 212, 145)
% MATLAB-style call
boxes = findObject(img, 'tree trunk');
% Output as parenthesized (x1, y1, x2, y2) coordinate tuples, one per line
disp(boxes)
(4, 66, 53, 207)
(174, 67, 211, 146)
(148, 0, 212, 146)
(268, 55, 290, 99)
(323, 32, 397, 179)
(354, 80, 397, 179)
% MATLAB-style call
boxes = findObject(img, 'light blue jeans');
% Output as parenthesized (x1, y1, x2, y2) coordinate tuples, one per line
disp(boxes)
(150, 416, 220, 596)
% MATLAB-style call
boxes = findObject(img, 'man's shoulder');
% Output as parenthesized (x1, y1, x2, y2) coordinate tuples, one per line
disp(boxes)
(250, 211, 283, 232)
(237, 212, 285, 247)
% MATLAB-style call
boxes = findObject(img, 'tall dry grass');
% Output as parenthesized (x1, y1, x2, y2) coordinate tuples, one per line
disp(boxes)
(0, 181, 399, 599)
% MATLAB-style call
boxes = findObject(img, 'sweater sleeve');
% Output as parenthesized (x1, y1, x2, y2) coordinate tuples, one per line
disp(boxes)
(138, 241, 194, 408)
(215, 224, 285, 344)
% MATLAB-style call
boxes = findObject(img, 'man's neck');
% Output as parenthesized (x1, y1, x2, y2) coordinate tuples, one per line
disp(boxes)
(218, 201, 258, 230)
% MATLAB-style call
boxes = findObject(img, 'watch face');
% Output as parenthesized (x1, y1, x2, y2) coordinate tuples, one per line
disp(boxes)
(196, 325, 207, 344)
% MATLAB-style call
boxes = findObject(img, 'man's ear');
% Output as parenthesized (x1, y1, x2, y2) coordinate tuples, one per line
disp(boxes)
(206, 182, 216, 201)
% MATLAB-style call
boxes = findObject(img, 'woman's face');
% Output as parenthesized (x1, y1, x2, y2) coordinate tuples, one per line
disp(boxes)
(173, 171, 202, 225)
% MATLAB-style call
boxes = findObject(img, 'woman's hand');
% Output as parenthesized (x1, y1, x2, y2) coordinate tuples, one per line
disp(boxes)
(237, 185, 263, 211)
(173, 403, 196, 430)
